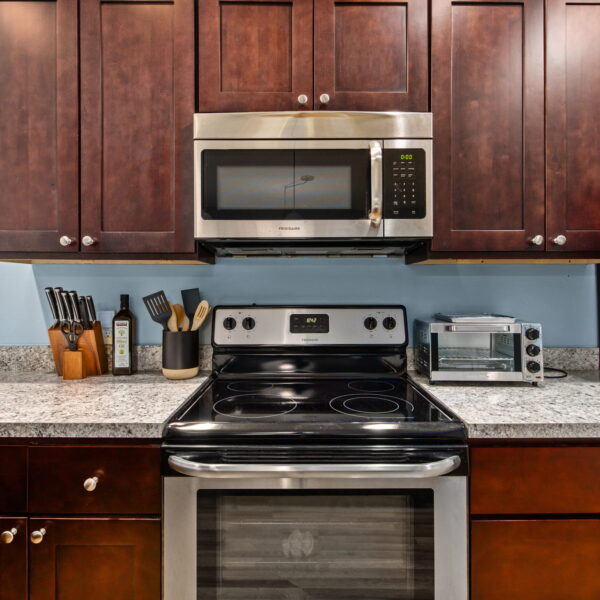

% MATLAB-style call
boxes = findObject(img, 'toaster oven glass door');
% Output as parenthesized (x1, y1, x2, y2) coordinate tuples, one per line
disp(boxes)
(433, 332, 521, 373)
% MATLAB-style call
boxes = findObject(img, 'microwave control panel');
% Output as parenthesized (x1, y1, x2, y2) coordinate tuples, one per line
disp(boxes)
(383, 148, 426, 219)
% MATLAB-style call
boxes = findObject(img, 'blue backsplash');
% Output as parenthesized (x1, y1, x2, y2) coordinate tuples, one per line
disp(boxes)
(0, 260, 597, 347)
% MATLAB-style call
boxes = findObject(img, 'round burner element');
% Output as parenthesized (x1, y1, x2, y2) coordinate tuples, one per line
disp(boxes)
(329, 393, 414, 418)
(347, 380, 395, 393)
(214, 394, 298, 419)
(227, 381, 274, 393)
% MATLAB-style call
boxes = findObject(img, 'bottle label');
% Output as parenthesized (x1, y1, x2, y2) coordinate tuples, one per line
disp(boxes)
(114, 320, 130, 369)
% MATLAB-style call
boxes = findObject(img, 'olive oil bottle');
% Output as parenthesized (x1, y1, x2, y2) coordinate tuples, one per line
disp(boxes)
(112, 294, 134, 375)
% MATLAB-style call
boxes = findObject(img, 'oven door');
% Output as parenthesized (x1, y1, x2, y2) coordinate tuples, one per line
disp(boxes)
(163, 449, 468, 600)
(194, 140, 384, 239)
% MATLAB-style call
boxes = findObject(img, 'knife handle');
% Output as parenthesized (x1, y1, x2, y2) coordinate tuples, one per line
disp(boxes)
(61, 291, 73, 322)
(45, 287, 59, 326)
(85, 296, 97, 323)
(53, 288, 66, 322)
(79, 298, 91, 329)
(68, 291, 81, 323)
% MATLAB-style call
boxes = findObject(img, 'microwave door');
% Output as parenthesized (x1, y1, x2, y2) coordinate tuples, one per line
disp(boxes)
(194, 139, 384, 239)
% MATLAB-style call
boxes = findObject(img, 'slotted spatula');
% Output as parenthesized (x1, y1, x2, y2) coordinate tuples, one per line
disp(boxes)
(143, 290, 172, 330)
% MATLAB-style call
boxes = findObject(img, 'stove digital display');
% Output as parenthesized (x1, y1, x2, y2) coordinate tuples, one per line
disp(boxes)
(290, 314, 329, 334)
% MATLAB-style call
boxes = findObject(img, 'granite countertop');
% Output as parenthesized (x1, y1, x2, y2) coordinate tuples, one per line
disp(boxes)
(0, 372, 209, 438)
(410, 370, 600, 439)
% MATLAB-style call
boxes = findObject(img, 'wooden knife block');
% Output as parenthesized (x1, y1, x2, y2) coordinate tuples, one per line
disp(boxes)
(48, 322, 108, 377)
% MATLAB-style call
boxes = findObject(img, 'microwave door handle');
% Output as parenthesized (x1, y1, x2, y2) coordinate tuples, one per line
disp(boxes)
(445, 325, 511, 333)
(168, 454, 461, 479)
(369, 141, 383, 227)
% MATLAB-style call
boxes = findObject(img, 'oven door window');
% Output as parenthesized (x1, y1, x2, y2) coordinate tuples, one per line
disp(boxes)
(433, 332, 521, 372)
(202, 150, 370, 220)
(197, 491, 434, 600)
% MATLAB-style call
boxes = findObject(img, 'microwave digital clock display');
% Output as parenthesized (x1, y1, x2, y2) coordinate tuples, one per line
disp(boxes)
(290, 314, 329, 334)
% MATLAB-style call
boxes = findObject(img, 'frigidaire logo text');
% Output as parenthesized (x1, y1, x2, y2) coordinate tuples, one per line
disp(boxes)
(279, 226, 301, 231)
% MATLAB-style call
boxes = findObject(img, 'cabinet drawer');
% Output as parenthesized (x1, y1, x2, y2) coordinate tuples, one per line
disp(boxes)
(0, 446, 27, 512)
(471, 446, 600, 514)
(472, 519, 600, 600)
(28, 446, 160, 514)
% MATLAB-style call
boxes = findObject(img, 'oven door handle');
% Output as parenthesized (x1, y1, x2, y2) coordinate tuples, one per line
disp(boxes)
(368, 141, 383, 227)
(168, 454, 461, 479)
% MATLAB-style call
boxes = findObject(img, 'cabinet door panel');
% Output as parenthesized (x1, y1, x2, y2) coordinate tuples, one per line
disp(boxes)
(0, 518, 27, 600)
(314, 0, 428, 111)
(29, 518, 160, 600)
(472, 520, 600, 599)
(198, 0, 313, 111)
(431, 0, 545, 251)
(547, 0, 600, 251)
(0, 446, 27, 513)
(0, 0, 78, 252)
(80, 0, 195, 253)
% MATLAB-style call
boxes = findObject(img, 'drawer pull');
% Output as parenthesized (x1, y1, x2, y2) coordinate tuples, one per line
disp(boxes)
(83, 476, 99, 492)
(1, 528, 17, 544)
(30, 528, 46, 544)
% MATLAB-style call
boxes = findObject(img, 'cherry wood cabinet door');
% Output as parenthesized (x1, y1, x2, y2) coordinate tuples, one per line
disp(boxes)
(314, 0, 428, 111)
(80, 0, 195, 254)
(198, 0, 313, 112)
(472, 519, 600, 599)
(0, 446, 27, 513)
(431, 0, 545, 251)
(29, 518, 160, 600)
(0, 0, 78, 253)
(0, 518, 27, 600)
(546, 0, 600, 252)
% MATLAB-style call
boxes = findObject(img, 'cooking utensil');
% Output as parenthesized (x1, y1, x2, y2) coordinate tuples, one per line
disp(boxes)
(191, 300, 210, 331)
(167, 302, 179, 332)
(172, 304, 187, 331)
(181, 289, 201, 325)
(85, 296, 97, 323)
(44, 287, 60, 328)
(143, 290, 172, 330)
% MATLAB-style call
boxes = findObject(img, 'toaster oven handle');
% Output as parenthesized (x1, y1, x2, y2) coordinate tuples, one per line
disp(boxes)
(168, 454, 461, 479)
(368, 141, 383, 227)
(445, 324, 511, 333)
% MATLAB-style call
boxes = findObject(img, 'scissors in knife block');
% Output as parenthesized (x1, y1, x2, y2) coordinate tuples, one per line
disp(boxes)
(60, 319, 84, 351)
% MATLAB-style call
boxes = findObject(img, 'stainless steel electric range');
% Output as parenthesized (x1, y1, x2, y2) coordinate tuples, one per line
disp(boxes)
(163, 306, 468, 600)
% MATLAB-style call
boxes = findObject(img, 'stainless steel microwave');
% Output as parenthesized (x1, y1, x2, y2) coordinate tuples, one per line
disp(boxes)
(193, 112, 432, 255)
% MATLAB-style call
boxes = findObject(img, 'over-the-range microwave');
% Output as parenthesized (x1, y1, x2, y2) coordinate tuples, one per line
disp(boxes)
(193, 111, 433, 256)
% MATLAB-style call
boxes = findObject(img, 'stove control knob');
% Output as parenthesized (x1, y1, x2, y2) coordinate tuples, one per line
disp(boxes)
(242, 317, 255, 331)
(526, 344, 541, 357)
(223, 317, 237, 331)
(364, 317, 377, 331)
(525, 328, 540, 340)
(383, 317, 396, 330)
(527, 361, 541, 373)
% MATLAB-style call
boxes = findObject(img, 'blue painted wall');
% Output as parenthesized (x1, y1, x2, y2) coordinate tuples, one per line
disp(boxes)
(0, 260, 597, 347)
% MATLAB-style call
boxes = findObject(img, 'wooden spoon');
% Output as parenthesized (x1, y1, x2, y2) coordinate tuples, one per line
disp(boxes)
(166, 302, 179, 332)
(191, 300, 210, 331)
(172, 303, 187, 331)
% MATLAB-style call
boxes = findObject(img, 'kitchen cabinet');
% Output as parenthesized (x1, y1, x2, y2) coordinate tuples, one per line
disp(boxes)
(198, 0, 428, 112)
(0, 446, 27, 512)
(0, 518, 27, 600)
(29, 518, 160, 600)
(546, 0, 600, 252)
(430, 0, 545, 252)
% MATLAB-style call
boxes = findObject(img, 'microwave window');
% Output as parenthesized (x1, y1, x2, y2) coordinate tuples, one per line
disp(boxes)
(216, 165, 352, 210)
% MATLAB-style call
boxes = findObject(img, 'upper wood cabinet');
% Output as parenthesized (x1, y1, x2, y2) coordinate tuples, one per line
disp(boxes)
(80, 0, 195, 253)
(431, 0, 545, 252)
(0, 0, 79, 253)
(198, 0, 429, 112)
(546, 0, 600, 252)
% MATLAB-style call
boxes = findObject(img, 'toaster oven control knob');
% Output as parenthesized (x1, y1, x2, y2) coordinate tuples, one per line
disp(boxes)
(527, 361, 541, 373)
(242, 317, 255, 331)
(383, 317, 396, 330)
(526, 344, 541, 357)
(525, 328, 540, 340)
(364, 317, 377, 331)
(223, 317, 237, 331)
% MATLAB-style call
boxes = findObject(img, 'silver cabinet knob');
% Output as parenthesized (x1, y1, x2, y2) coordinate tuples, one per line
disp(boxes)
(553, 234, 567, 246)
(297, 94, 308, 105)
(530, 235, 544, 246)
(83, 476, 99, 492)
(30, 528, 46, 544)
(319, 93, 330, 104)
(81, 235, 97, 247)
(1, 528, 17, 544)
(59, 235, 74, 247)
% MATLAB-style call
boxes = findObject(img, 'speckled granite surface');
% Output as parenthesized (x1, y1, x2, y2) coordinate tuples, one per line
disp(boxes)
(411, 371, 600, 438)
(0, 372, 208, 438)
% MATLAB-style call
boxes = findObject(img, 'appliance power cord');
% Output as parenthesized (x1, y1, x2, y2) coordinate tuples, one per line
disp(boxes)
(544, 366, 568, 379)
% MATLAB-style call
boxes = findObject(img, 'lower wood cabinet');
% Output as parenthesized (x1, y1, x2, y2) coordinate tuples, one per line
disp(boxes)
(29, 518, 161, 600)
(472, 519, 600, 600)
(0, 517, 27, 600)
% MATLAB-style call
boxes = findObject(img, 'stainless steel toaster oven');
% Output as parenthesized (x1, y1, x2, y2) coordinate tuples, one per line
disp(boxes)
(414, 315, 543, 383)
